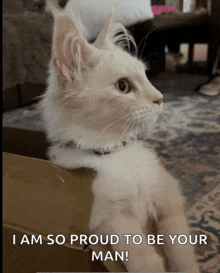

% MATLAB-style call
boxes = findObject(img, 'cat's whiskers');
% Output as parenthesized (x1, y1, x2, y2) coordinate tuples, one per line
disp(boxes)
(136, 22, 169, 59)
(117, 114, 133, 135)
(128, 115, 139, 136)
(159, 104, 198, 147)
(137, 25, 155, 57)
(134, 120, 140, 143)
(130, 119, 140, 145)
(116, 110, 156, 142)
(136, 118, 141, 135)
(101, 111, 132, 135)
(114, 114, 134, 142)
(137, 117, 149, 141)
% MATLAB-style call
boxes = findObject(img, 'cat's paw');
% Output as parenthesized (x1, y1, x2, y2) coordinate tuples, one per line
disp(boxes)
(187, 264, 200, 273)
(126, 253, 165, 272)
(47, 144, 71, 168)
(167, 261, 200, 273)
(48, 144, 100, 170)
(145, 254, 165, 272)
(47, 144, 85, 169)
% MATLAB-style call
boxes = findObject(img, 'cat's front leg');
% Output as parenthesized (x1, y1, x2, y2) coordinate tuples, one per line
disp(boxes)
(95, 213, 165, 272)
(158, 206, 200, 273)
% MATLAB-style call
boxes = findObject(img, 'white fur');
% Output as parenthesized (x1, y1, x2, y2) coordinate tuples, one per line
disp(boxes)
(41, 46, 162, 151)
(41, 4, 200, 272)
(48, 141, 200, 272)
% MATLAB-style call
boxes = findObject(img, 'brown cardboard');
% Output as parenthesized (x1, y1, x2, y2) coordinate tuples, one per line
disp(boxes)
(3, 126, 126, 272)
(3, 225, 103, 273)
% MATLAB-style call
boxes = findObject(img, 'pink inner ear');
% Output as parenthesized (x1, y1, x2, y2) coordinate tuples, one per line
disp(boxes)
(53, 15, 95, 80)
(55, 32, 75, 70)
(54, 32, 92, 80)
(53, 58, 67, 80)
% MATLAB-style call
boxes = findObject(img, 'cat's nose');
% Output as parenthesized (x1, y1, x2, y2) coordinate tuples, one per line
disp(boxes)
(153, 97, 164, 106)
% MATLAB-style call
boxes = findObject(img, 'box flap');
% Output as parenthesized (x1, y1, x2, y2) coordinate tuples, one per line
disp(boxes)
(3, 152, 94, 249)
(3, 152, 126, 272)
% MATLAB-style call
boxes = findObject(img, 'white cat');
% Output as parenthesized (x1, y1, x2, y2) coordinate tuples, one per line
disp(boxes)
(41, 1, 200, 272)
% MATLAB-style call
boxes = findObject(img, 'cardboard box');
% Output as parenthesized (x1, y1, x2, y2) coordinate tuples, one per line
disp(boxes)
(3, 127, 126, 272)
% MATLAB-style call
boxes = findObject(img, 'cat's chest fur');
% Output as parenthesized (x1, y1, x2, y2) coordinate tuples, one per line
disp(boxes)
(48, 140, 168, 232)
(92, 142, 161, 200)
(89, 142, 167, 232)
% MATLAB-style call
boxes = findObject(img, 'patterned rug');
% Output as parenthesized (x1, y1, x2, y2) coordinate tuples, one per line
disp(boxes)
(150, 74, 220, 273)
(3, 74, 220, 273)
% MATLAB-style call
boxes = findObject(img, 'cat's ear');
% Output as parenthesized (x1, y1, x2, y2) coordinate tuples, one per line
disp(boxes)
(52, 14, 96, 81)
(94, 9, 115, 49)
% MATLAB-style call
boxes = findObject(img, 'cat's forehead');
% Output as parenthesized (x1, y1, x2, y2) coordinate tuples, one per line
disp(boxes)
(113, 49, 144, 69)
(101, 48, 146, 75)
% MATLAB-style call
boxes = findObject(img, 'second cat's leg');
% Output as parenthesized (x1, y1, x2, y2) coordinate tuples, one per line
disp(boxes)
(97, 213, 165, 272)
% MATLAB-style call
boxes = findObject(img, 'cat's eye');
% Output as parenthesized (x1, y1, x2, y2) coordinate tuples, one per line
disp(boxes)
(115, 79, 132, 93)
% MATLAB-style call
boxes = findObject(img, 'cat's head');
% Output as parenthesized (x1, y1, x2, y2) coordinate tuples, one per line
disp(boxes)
(41, 10, 163, 151)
